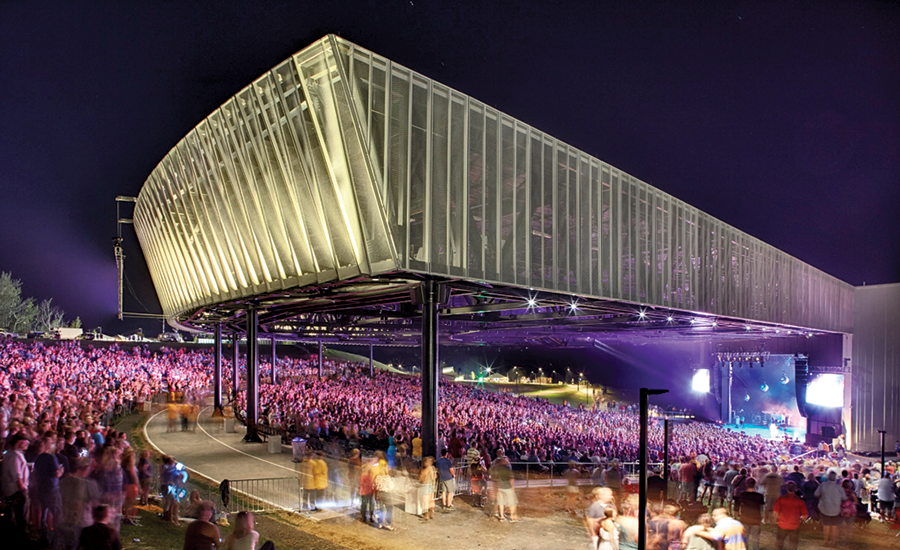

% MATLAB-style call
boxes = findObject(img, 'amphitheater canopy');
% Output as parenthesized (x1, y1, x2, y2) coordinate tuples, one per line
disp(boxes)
(134, 35, 853, 340)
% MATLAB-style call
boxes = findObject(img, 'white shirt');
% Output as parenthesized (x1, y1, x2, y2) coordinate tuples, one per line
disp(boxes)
(1, 449, 28, 497)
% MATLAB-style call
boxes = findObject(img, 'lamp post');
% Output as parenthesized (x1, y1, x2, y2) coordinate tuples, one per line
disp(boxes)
(879, 429, 887, 477)
(639, 388, 669, 550)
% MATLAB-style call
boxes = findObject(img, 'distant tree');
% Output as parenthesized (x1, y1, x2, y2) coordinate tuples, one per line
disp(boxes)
(35, 298, 67, 332)
(0, 272, 37, 334)
(68, 316, 82, 328)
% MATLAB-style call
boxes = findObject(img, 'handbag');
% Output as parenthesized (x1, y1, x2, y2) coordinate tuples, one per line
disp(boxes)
(375, 474, 395, 493)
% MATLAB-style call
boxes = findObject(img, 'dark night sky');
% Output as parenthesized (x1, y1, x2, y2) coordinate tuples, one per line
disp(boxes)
(1, 1, 898, 334)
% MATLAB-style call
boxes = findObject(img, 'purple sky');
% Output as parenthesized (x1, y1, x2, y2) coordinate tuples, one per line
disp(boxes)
(1, 1, 898, 333)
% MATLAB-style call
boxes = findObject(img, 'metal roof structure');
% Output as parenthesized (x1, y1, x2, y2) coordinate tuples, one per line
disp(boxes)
(134, 35, 854, 346)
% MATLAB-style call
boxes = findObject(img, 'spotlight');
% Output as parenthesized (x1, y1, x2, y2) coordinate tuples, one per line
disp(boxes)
(526, 298, 537, 308)
(638, 310, 646, 319)
(744, 394, 750, 402)
(780, 373, 790, 385)
(690, 319, 696, 325)
(712, 321, 718, 327)
(667, 316, 674, 322)
(760, 383, 769, 392)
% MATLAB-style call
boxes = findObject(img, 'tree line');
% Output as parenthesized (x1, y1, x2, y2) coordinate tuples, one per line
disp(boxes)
(0, 271, 80, 334)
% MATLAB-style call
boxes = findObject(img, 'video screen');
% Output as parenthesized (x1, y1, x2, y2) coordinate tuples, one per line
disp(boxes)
(806, 374, 844, 407)
(692, 369, 710, 393)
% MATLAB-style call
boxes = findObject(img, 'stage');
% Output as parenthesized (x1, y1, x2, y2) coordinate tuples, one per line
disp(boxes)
(723, 422, 806, 442)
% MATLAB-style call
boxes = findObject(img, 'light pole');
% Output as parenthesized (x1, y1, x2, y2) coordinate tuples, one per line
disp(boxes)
(879, 429, 887, 477)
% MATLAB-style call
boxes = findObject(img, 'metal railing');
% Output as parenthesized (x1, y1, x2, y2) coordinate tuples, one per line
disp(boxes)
(209, 477, 301, 513)
(449, 459, 664, 492)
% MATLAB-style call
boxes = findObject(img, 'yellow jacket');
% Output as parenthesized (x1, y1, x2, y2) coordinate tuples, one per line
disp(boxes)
(313, 458, 328, 490)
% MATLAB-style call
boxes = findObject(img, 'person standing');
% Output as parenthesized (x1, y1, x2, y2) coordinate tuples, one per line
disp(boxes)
(299, 452, 317, 512)
(372, 450, 395, 531)
(814, 470, 847, 546)
(564, 460, 580, 513)
(358, 462, 375, 523)
(681, 513, 719, 550)
(877, 472, 896, 520)
(772, 481, 807, 550)
(760, 467, 784, 524)
(411, 431, 422, 467)
(709, 508, 747, 550)
(59, 458, 100, 550)
(435, 448, 455, 510)
(137, 450, 153, 505)
(597, 507, 620, 550)
(1, 433, 31, 538)
(418, 456, 437, 520)
(347, 448, 362, 506)
(491, 450, 519, 522)
(312, 451, 328, 506)
(680, 457, 699, 502)
(734, 478, 763, 550)
(33, 435, 64, 537)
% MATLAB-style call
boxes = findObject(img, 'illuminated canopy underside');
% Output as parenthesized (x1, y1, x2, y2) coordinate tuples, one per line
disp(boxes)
(134, 35, 853, 344)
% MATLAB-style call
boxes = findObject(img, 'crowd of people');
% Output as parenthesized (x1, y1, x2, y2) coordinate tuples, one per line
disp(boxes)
(2, 336, 898, 549)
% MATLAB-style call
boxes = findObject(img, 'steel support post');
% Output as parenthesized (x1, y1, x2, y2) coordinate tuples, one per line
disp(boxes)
(639, 388, 667, 550)
(421, 280, 441, 460)
(232, 333, 240, 401)
(243, 309, 262, 443)
(663, 417, 670, 497)
(212, 322, 224, 417)
(318, 341, 323, 378)
(271, 337, 277, 385)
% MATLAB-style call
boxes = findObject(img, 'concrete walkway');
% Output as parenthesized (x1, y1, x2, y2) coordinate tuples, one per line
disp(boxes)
(142, 406, 593, 550)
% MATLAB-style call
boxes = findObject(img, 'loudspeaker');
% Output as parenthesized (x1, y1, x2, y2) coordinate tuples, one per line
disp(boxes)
(822, 426, 836, 439)
(794, 356, 809, 418)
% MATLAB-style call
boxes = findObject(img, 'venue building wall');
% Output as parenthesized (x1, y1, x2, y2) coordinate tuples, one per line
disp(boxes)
(135, 35, 853, 334)
(851, 283, 900, 452)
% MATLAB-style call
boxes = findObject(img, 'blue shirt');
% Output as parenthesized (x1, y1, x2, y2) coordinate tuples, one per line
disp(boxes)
(436, 457, 454, 482)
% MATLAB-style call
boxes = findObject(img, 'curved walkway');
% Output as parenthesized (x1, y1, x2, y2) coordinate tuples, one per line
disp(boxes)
(142, 406, 590, 550)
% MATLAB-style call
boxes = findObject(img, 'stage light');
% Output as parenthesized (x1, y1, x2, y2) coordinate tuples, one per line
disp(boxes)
(667, 316, 674, 322)
(780, 373, 790, 385)
(745, 325, 751, 331)
(526, 298, 537, 308)
(760, 383, 769, 392)
(692, 370, 710, 392)
(638, 310, 646, 319)
(712, 321, 718, 327)
(569, 302, 579, 312)
(690, 318, 696, 325)
(744, 394, 750, 402)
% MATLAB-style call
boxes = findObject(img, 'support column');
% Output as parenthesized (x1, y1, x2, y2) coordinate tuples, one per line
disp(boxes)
(369, 343, 374, 378)
(421, 280, 441, 460)
(212, 322, 224, 417)
(231, 333, 240, 401)
(639, 388, 668, 550)
(243, 309, 262, 443)
(318, 341, 323, 378)
(663, 417, 670, 500)
(271, 337, 277, 385)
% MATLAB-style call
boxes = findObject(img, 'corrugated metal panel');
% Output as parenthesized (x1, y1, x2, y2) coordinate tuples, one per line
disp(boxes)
(136, 35, 854, 334)
(851, 284, 900, 452)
